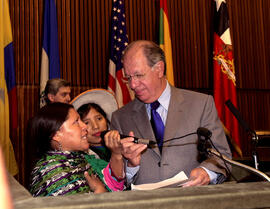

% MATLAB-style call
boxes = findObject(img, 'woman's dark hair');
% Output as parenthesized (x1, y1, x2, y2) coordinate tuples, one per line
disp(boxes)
(29, 102, 74, 158)
(77, 103, 109, 125)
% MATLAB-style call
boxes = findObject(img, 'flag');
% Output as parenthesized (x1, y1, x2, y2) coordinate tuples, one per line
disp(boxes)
(213, 0, 242, 156)
(0, 0, 18, 175)
(40, 0, 61, 106)
(108, 0, 134, 107)
(159, 0, 174, 86)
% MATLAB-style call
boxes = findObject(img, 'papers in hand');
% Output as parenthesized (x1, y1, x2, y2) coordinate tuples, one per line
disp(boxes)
(131, 171, 189, 190)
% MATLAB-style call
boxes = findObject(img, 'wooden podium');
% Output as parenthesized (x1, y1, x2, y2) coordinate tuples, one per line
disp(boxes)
(9, 173, 270, 209)
(256, 131, 270, 162)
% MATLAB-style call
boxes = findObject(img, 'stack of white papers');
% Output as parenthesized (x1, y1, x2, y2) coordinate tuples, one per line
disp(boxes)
(131, 171, 189, 190)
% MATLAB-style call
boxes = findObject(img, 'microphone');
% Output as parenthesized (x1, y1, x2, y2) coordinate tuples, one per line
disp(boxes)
(197, 127, 212, 160)
(197, 127, 212, 139)
(100, 130, 156, 146)
(100, 127, 211, 148)
(196, 127, 237, 182)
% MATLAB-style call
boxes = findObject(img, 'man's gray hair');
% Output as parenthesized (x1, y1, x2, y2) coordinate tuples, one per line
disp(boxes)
(122, 40, 166, 75)
(44, 78, 70, 104)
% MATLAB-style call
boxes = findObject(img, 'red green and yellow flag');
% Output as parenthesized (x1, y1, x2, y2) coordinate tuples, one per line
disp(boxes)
(159, 0, 174, 86)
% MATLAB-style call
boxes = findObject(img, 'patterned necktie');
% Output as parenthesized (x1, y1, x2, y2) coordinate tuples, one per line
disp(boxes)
(150, 101, 165, 153)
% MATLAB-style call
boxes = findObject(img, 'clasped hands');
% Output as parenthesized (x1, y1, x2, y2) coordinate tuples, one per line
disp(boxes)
(84, 130, 210, 192)
(120, 131, 210, 186)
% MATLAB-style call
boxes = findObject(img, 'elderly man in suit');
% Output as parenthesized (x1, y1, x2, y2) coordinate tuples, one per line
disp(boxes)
(111, 40, 232, 186)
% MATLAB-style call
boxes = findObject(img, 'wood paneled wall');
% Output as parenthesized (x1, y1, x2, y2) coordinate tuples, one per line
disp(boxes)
(7, 0, 270, 185)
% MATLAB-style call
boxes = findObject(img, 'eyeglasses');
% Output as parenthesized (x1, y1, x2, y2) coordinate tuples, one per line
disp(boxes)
(124, 73, 147, 82)
(124, 63, 160, 83)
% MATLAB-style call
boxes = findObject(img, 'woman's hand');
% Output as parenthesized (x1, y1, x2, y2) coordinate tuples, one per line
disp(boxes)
(103, 130, 125, 178)
(84, 171, 107, 194)
(103, 130, 122, 155)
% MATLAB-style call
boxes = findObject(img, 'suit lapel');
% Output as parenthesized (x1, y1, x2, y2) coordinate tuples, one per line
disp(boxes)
(131, 99, 155, 140)
(164, 87, 186, 147)
(131, 99, 161, 157)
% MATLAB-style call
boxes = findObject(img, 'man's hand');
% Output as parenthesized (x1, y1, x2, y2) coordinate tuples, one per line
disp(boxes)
(120, 131, 147, 167)
(182, 167, 210, 187)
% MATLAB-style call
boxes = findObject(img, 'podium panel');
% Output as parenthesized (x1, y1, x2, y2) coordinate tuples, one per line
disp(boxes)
(9, 173, 270, 209)
(256, 131, 270, 162)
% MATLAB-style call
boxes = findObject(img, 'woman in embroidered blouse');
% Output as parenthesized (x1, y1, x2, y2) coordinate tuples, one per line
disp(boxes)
(29, 102, 124, 196)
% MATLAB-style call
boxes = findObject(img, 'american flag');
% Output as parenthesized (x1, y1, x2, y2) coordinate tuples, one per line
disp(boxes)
(108, 0, 134, 107)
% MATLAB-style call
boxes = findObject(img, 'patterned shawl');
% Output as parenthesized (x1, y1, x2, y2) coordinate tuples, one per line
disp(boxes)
(89, 146, 111, 162)
(29, 151, 111, 196)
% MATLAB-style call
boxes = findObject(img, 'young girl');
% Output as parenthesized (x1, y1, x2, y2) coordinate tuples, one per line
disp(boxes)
(72, 89, 119, 162)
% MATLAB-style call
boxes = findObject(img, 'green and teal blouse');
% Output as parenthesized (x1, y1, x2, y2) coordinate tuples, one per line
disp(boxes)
(29, 151, 124, 197)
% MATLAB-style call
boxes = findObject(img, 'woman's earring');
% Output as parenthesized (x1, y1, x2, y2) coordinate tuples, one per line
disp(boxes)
(58, 142, 62, 151)
(52, 140, 62, 151)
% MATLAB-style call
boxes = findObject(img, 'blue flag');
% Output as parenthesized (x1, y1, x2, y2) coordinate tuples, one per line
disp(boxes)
(40, 0, 61, 105)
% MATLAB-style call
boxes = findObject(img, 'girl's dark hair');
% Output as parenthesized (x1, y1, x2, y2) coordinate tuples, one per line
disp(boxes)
(77, 103, 109, 125)
(29, 102, 74, 158)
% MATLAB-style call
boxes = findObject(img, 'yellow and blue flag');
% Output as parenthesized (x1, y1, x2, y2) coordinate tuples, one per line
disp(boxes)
(0, 0, 18, 175)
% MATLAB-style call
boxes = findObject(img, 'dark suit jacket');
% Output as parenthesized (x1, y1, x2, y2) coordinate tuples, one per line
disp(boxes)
(111, 86, 232, 185)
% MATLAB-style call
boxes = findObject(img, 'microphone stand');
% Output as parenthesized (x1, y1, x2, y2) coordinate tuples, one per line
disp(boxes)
(251, 131, 259, 170)
(225, 99, 260, 170)
(197, 127, 270, 182)
(207, 148, 270, 182)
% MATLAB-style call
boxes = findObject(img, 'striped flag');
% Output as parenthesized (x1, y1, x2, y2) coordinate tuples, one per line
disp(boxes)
(159, 0, 174, 86)
(40, 0, 61, 106)
(0, 0, 18, 175)
(108, 0, 134, 107)
(213, 0, 241, 156)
